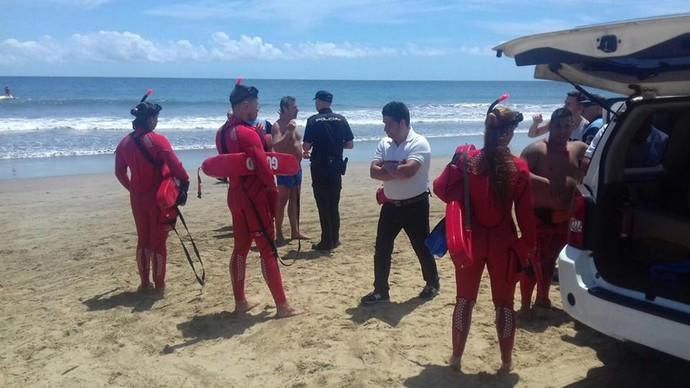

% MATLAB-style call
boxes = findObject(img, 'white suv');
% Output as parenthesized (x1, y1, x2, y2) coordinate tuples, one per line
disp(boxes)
(494, 14, 690, 361)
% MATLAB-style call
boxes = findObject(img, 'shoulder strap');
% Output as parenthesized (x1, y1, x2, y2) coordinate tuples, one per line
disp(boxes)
(462, 151, 472, 230)
(444, 148, 472, 230)
(220, 124, 230, 154)
(171, 208, 205, 286)
(259, 123, 270, 151)
(130, 132, 161, 167)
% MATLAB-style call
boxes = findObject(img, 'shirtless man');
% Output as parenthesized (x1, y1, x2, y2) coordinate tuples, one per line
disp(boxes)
(272, 96, 310, 243)
(520, 108, 588, 312)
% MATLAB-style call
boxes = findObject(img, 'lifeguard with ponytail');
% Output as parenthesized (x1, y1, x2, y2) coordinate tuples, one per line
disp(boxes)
(433, 94, 537, 372)
(115, 90, 190, 292)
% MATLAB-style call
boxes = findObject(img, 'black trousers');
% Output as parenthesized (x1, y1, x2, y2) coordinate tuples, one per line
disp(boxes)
(373, 197, 439, 293)
(312, 173, 342, 248)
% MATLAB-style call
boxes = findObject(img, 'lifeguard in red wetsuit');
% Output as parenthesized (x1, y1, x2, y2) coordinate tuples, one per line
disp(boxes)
(433, 106, 537, 372)
(115, 99, 190, 291)
(218, 82, 300, 318)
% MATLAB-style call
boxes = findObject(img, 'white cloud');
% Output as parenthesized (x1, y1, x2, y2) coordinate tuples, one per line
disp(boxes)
(458, 46, 494, 56)
(0, 36, 64, 65)
(210, 32, 284, 60)
(0, 31, 466, 65)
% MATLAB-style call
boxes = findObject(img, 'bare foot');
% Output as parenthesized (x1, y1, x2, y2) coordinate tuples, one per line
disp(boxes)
(233, 299, 259, 315)
(498, 361, 513, 373)
(275, 237, 288, 247)
(517, 305, 532, 320)
(152, 286, 165, 297)
(534, 299, 552, 309)
(137, 283, 154, 293)
(449, 355, 462, 372)
(532, 302, 552, 319)
(291, 233, 311, 240)
(276, 303, 304, 318)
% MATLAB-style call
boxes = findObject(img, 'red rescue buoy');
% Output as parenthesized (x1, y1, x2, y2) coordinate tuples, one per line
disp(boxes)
(446, 200, 474, 267)
(201, 152, 299, 178)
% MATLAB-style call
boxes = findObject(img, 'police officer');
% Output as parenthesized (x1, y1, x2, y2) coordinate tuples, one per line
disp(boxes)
(303, 90, 354, 251)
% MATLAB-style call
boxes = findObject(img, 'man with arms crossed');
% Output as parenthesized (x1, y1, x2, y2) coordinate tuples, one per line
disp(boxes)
(361, 101, 440, 304)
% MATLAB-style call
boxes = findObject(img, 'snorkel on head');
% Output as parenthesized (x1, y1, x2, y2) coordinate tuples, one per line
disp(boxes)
(131, 89, 162, 132)
(229, 78, 259, 123)
(229, 78, 259, 106)
(486, 93, 523, 129)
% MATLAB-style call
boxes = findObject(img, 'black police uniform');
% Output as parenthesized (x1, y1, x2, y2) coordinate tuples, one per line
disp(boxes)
(303, 108, 354, 250)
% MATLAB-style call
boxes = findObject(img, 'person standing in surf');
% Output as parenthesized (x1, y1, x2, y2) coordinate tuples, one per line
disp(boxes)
(115, 93, 190, 292)
(218, 81, 301, 318)
(433, 102, 537, 372)
(271, 96, 310, 244)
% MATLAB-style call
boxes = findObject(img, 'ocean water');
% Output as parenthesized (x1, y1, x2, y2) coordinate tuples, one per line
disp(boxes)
(0, 77, 577, 179)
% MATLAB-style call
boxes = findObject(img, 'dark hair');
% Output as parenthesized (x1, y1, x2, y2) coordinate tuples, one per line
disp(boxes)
(130, 102, 161, 131)
(230, 84, 259, 108)
(582, 93, 604, 108)
(567, 90, 587, 103)
(280, 96, 296, 114)
(550, 107, 573, 127)
(381, 101, 410, 127)
(479, 106, 520, 202)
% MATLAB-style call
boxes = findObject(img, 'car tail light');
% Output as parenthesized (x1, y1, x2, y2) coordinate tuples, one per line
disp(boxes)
(568, 190, 586, 249)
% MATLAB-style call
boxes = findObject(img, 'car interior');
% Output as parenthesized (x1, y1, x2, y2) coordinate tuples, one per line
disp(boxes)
(592, 100, 690, 305)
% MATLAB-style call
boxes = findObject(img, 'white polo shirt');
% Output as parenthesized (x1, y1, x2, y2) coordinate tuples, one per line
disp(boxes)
(570, 116, 590, 141)
(373, 128, 431, 200)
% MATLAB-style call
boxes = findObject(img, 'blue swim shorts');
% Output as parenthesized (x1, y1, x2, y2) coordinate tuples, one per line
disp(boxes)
(277, 169, 302, 188)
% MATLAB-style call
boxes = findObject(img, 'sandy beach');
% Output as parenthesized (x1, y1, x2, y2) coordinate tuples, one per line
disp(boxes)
(1, 158, 689, 388)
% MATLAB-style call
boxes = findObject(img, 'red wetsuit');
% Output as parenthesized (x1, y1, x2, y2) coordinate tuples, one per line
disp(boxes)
(115, 129, 189, 289)
(217, 117, 286, 307)
(433, 147, 537, 366)
(519, 210, 569, 308)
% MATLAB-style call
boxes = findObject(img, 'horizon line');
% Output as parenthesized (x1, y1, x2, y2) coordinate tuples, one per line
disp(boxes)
(1, 74, 544, 82)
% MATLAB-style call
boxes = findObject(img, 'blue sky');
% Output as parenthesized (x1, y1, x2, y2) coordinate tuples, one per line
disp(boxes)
(1, 0, 688, 80)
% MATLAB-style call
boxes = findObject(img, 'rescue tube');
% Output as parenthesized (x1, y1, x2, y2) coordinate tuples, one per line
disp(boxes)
(201, 152, 299, 178)
(157, 177, 179, 210)
(156, 176, 180, 224)
(446, 200, 473, 267)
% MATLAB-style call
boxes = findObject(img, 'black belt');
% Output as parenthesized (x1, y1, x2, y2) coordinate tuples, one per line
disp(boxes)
(388, 191, 429, 207)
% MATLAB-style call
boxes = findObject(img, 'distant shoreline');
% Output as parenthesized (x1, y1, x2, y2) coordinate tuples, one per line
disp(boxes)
(0, 133, 539, 181)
